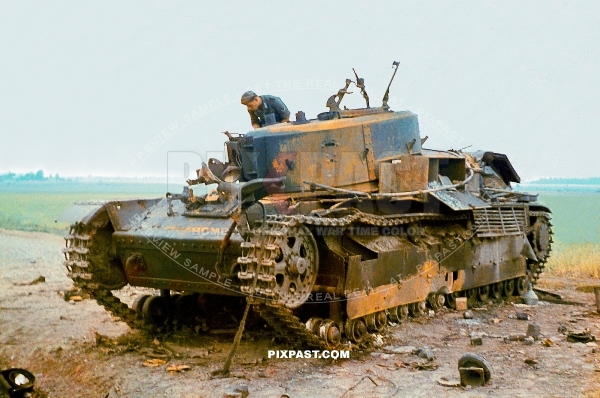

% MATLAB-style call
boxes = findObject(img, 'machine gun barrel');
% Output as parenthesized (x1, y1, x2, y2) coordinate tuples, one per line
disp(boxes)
(382, 61, 400, 109)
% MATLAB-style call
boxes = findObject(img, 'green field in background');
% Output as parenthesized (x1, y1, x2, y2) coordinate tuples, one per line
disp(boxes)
(0, 183, 166, 235)
(537, 192, 600, 246)
(0, 184, 598, 247)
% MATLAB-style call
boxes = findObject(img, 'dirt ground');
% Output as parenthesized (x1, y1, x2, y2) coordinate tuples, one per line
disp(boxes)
(1, 228, 599, 398)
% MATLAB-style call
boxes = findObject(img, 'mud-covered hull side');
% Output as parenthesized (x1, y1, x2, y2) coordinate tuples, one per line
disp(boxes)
(107, 198, 244, 296)
(113, 223, 243, 296)
(342, 233, 527, 319)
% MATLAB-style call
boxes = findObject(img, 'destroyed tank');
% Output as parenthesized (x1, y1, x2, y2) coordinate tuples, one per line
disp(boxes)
(61, 62, 552, 348)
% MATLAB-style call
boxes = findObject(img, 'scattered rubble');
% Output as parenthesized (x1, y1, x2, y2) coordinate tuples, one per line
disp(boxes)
(527, 323, 541, 340)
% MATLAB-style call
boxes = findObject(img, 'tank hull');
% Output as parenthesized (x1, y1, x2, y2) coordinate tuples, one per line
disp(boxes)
(60, 106, 553, 349)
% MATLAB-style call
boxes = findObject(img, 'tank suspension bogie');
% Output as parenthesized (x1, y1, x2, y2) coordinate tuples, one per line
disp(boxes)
(445, 291, 461, 309)
(427, 293, 445, 310)
(490, 282, 503, 299)
(142, 296, 170, 325)
(365, 311, 388, 332)
(409, 301, 427, 318)
(477, 285, 490, 302)
(515, 276, 528, 296)
(503, 279, 515, 297)
(345, 318, 368, 343)
(319, 320, 342, 347)
(388, 305, 409, 323)
(174, 294, 200, 326)
(466, 288, 478, 307)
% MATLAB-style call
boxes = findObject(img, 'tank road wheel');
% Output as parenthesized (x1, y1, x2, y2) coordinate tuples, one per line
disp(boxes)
(365, 311, 387, 332)
(389, 305, 409, 323)
(306, 317, 324, 335)
(427, 293, 445, 310)
(490, 282, 503, 300)
(466, 288, 478, 306)
(142, 296, 170, 325)
(409, 301, 427, 318)
(174, 294, 199, 325)
(445, 292, 461, 309)
(319, 320, 342, 348)
(503, 279, 515, 297)
(345, 318, 368, 343)
(169, 294, 181, 310)
(477, 285, 490, 302)
(132, 294, 151, 317)
(515, 277, 528, 296)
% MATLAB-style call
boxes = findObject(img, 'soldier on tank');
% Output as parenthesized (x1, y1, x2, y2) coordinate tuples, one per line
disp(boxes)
(240, 91, 290, 129)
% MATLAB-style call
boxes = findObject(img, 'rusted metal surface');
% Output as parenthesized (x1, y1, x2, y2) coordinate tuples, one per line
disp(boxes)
(473, 205, 527, 237)
(362, 124, 377, 180)
(429, 188, 489, 211)
(379, 156, 428, 193)
(105, 198, 161, 230)
(60, 64, 553, 349)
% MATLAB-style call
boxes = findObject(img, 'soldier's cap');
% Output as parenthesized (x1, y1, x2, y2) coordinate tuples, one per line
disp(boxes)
(240, 90, 257, 105)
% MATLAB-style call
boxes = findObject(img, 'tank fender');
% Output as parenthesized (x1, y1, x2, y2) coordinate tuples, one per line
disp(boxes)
(57, 198, 161, 231)
(104, 198, 161, 231)
(57, 201, 109, 227)
(528, 204, 552, 214)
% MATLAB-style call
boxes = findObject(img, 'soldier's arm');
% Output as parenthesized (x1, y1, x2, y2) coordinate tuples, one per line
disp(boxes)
(273, 97, 290, 123)
(249, 111, 260, 129)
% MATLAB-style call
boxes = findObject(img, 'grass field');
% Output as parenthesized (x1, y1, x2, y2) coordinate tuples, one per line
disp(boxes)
(0, 183, 598, 278)
(0, 182, 165, 235)
(534, 192, 600, 278)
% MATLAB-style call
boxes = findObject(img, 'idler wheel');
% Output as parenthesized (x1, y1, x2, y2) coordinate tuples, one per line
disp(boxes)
(388, 305, 409, 323)
(132, 294, 151, 317)
(503, 279, 515, 297)
(345, 318, 367, 343)
(365, 311, 387, 332)
(515, 276, 528, 296)
(532, 219, 551, 261)
(445, 292, 461, 309)
(490, 282, 503, 300)
(466, 288, 478, 306)
(427, 293, 445, 310)
(477, 285, 490, 302)
(409, 301, 427, 318)
(319, 320, 341, 347)
(142, 296, 170, 325)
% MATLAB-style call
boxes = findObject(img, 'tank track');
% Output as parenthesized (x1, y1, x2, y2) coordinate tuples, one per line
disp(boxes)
(62, 209, 551, 347)
(253, 302, 329, 349)
(237, 211, 469, 349)
(528, 211, 553, 284)
(62, 222, 142, 330)
(264, 211, 463, 228)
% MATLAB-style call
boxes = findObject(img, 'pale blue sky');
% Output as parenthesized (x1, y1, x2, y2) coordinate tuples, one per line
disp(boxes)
(1, 1, 599, 180)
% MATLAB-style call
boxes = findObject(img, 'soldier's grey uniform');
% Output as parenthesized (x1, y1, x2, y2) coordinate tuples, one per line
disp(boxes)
(248, 95, 290, 127)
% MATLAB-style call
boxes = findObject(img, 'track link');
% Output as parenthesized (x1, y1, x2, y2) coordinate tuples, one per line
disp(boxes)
(528, 211, 553, 284)
(63, 222, 141, 330)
